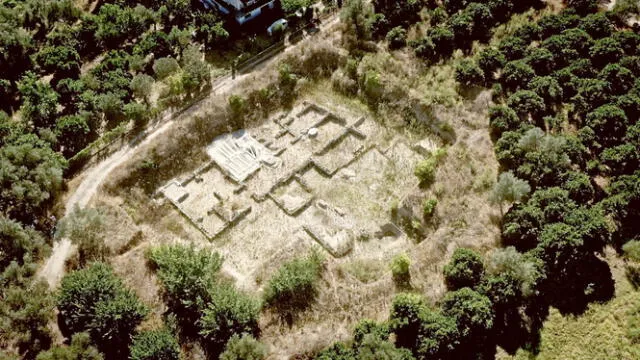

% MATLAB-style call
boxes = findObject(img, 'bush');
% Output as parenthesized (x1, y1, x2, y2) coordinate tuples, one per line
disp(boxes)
(263, 251, 323, 320)
(331, 69, 358, 96)
(36, 332, 103, 360)
(153, 57, 180, 80)
(414, 158, 437, 186)
(443, 248, 485, 290)
(129, 329, 181, 360)
(422, 198, 438, 220)
(386, 26, 407, 49)
(228, 95, 247, 125)
(220, 334, 268, 360)
(455, 59, 485, 87)
(390, 253, 411, 285)
(623, 241, 640, 263)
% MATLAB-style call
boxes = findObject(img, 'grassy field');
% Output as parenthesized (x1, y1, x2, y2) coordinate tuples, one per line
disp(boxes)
(499, 256, 640, 360)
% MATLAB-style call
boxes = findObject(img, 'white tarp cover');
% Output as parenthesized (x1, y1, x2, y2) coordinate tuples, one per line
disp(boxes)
(206, 130, 274, 182)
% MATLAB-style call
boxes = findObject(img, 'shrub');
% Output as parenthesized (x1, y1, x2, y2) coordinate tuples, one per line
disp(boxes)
(414, 158, 437, 186)
(386, 26, 407, 49)
(220, 334, 268, 360)
(352, 319, 389, 346)
(36, 332, 103, 360)
(263, 251, 324, 319)
(129, 329, 181, 360)
(443, 248, 485, 290)
(390, 253, 411, 284)
(130, 74, 154, 102)
(422, 198, 438, 220)
(331, 69, 358, 96)
(153, 57, 180, 80)
(455, 59, 485, 87)
(623, 240, 640, 263)
(361, 70, 384, 107)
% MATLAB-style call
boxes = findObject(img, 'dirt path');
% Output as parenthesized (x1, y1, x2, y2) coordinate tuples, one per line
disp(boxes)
(38, 15, 340, 288)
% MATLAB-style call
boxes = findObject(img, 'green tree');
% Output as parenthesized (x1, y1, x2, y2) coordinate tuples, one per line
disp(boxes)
(386, 27, 407, 50)
(477, 47, 506, 80)
(0, 134, 67, 221)
(55, 115, 91, 158)
(181, 45, 211, 96)
(130, 74, 154, 103)
(0, 280, 54, 357)
(561, 170, 595, 202)
(35, 45, 81, 77)
(590, 37, 624, 68)
(488, 105, 520, 137)
(578, 12, 613, 39)
(57, 263, 148, 355)
(498, 36, 528, 61)
(443, 248, 485, 290)
(415, 309, 459, 359)
(389, 293, 427, 350)
(441, 287, 494, 340)
(129, 328, 180, 360)
(584, 104, 628, 150)
(507, 90, 546, 120)
(17, 72, 59, 129)
(220, 334, 267, 360)
(455, 59, 485, 87)
(198, 284, 261, 351)
(599, 63, 635, 95)
(528, 76, 563, 107)
(0, 216, 48, 270)
(501, 60, 535, 91)
(281, 0, 314, 15)
(146, 245, 222, 327)
(95, 4, 154, 49)
(568, 0, 599, 15)
(263, 251, 323, 321)
(390, 253, 411, 285)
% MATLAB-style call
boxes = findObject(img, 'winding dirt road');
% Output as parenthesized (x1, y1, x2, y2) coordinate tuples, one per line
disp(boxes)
(38, 15, 340, 288)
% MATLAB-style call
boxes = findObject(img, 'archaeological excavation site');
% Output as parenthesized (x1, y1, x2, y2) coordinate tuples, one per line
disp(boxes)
(157, 101, 438, 286)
